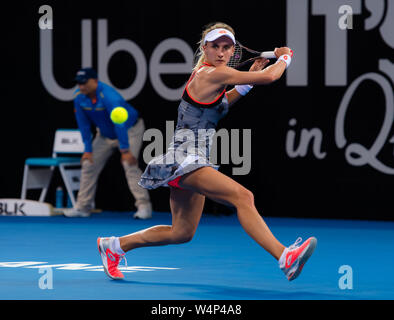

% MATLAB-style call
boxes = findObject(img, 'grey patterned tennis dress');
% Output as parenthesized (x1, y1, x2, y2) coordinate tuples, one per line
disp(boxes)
(138, 63, 229, 189)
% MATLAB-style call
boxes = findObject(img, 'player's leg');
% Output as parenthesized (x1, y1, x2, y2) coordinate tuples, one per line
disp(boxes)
(178, 166, 285, 260)
(118, 187, 205, 252)
(179, 167, 317, 280)
(97, 187, 204, 279)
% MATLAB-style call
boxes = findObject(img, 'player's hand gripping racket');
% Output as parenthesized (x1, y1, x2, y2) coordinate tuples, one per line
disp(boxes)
(193, 40, 277, 69)
(228, 41, 276, 68)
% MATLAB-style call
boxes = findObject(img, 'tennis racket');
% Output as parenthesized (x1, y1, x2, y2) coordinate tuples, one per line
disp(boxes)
(193, 40, 277, 69)
(229, 41, 276, 68)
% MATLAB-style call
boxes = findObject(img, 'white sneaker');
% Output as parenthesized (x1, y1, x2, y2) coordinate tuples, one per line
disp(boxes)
(133, 203, 152, 219)
(63, 208, 90, 218)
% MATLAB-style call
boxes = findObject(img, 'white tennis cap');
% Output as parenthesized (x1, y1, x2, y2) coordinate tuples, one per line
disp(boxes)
(204, 28, 236, 45)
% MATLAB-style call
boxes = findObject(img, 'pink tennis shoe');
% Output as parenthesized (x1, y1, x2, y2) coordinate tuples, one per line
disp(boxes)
(97, 237, 126, 280)
(279, 237, 317, 281)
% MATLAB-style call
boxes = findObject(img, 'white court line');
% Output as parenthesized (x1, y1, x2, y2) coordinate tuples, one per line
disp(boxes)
(0, 261, 180, 274)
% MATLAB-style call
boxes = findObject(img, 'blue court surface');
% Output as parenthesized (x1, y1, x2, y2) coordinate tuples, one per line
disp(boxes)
(1, 211, 393, 300)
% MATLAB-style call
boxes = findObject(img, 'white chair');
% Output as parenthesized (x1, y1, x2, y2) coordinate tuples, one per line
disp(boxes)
(21, 129, 85, 207)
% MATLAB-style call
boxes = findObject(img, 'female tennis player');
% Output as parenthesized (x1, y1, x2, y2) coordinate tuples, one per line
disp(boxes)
(97, 22, 317, 281)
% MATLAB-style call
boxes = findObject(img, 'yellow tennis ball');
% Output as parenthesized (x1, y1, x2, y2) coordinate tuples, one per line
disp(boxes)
(110, 107, 128, 124)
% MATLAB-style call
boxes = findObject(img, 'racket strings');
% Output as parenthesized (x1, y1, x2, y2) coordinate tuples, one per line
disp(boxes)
(192, 42, 257, 70)
(193, 45, 241, 69)
(227, 43, 242, 68)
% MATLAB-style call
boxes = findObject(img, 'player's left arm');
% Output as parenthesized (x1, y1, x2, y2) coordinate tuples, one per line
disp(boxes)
(226, 57, 271, 107)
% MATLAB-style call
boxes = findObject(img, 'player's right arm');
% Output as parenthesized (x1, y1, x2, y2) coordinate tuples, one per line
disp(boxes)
(210, 47, 292, 86)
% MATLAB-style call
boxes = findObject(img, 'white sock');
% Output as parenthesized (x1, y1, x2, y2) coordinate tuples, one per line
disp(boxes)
(278, 248, 288, 267)
(111, 237, 125, 255)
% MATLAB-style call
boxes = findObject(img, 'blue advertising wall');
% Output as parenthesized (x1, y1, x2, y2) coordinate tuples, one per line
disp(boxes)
(2, 0, 393, 220)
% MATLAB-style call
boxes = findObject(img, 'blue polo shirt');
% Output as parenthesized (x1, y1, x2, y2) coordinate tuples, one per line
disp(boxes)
(73, 81, 138, 153)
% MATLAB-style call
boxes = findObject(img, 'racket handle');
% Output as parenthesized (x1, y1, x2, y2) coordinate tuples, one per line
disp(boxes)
(260, 51, 276, 59)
